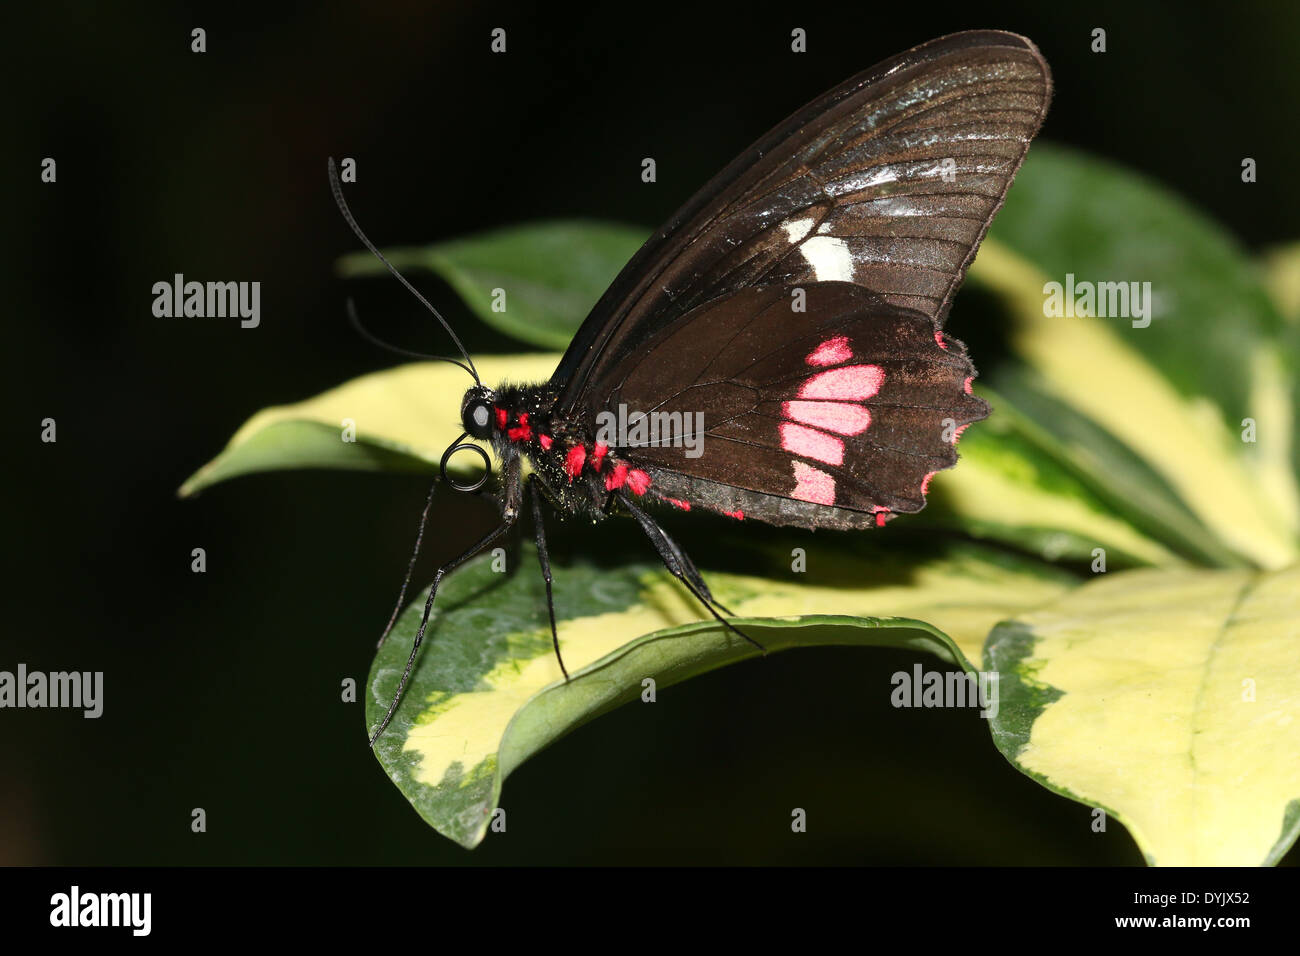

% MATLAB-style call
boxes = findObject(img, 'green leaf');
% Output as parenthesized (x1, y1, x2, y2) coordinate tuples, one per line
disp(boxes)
(919, 387, 1184, 569)
(971, 146, 1300, 566)
(366, 536, 1076, 849)
(179, 354, 557, 496)
(979, 376, 1244, 568)
(336, 220, 647, 350)
(987, 563, 1300, 866)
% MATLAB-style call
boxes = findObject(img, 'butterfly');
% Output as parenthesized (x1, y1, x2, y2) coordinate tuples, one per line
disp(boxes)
(330, 29, 1052, 745)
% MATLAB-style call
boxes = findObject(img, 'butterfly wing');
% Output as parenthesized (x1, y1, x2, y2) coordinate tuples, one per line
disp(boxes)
(551, 30, 1050, 527)
(596, 283, 986, 528)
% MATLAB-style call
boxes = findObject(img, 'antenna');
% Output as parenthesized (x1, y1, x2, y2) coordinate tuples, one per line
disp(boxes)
(328, 157, 480, 384)
(346, 298, 476, 376)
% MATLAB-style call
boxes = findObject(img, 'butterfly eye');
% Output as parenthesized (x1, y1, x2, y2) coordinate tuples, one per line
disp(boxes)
(440, 438, 491, 493)
(462, 399, 494, 438)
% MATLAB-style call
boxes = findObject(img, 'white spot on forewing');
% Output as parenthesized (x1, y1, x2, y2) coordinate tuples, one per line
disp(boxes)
(782, 216, 816, 244)
(799, 235, 853, 281)
(824, 166, 898, 198)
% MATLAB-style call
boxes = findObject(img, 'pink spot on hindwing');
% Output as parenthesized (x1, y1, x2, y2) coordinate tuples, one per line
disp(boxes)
(921, 471, 936, 496)
(791, 461, 835, 505)
(663, 497, 692, 511)
(780, 422, 844, 466)
(798, 364, 884, 401)
(782, 400, 871, 435)
(538, 434, 553, 450)
(934, 331, 948, 350)
(963, 377, 973, 395)
(722, 508, 744, 520)
(805, 335, 853, 367)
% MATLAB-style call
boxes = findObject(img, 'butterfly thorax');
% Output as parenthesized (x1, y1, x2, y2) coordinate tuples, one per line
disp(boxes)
(461, 382, 652, 519)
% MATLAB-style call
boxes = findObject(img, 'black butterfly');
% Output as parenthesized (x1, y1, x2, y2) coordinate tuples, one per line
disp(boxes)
(331, 29, 1052, 745)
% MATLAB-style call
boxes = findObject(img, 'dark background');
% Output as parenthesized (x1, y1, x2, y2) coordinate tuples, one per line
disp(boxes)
(6, 1, 1298, 864)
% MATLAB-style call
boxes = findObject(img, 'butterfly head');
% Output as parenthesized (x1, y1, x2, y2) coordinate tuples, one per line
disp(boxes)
(461, 385, 497, 440)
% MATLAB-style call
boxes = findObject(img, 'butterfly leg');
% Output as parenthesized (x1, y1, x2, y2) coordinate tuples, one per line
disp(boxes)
(369, 457, 523, 747)
(616, 494, 721, 607)
(379, 465, 523, 656)
(599, 492, 727, 608)
(528, 477, 570, 681)
(656, 528, 734, 615)
(374, 479, 439, 651)
(619, 494, 766, 654)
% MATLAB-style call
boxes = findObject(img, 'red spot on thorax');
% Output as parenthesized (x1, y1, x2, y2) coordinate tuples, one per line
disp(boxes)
(494, 407, 508, 429)
(507, 412, 532, 442)
(538, 434, 553, 450)
(627, 469, 651, 495)
(604, 463, 629, 491)
(590, 442, 608, 472)
(564, 445, 586, 479)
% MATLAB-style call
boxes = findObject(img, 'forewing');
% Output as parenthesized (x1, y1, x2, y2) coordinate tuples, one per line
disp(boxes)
(553, 30, 1051, 415)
